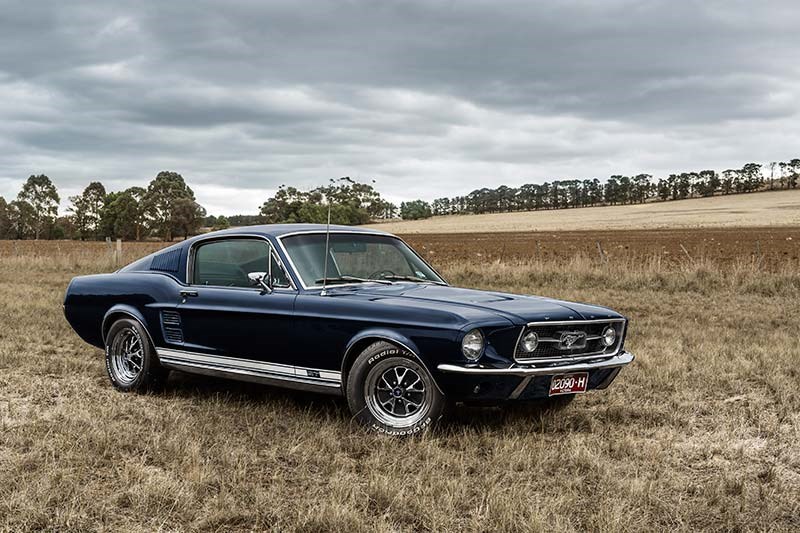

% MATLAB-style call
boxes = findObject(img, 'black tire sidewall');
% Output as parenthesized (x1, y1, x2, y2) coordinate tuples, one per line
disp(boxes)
(105, 318, 163, 392)
(346, 341, 444, 436)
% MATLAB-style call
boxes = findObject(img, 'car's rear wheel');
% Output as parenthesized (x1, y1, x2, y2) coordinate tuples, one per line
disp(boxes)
(105, 318, 168, 392)
(346, 341, 445, 435)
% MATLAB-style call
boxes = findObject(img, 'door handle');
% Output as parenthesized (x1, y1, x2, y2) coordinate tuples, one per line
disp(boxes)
(180, 289, 199, 298)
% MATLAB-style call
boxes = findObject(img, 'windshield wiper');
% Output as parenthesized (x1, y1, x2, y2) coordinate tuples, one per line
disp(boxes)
(381, 274, 445, 285)
(315, 275, 393, 285)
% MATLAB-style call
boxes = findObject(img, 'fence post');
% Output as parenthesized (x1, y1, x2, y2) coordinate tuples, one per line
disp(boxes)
(115, 239, 122, 266)
(596, 241, 607, 263)
(679, 243, 693, 262)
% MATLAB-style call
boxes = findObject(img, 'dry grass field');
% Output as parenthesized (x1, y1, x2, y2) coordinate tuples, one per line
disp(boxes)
(1, 238, 799, 532)
(367, 189, 800, 233)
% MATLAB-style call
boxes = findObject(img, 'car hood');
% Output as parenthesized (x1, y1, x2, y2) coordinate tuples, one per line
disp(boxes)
(327, 282, 623, 326)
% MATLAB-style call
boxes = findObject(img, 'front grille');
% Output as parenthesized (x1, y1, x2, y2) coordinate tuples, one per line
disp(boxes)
(514, 319, 625, 363)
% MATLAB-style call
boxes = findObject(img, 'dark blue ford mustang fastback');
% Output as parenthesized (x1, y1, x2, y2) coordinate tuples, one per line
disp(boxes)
(64, 224, 633, 434)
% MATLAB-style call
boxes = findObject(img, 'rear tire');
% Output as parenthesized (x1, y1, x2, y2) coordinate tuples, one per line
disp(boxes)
(346, 341, 445, 435)
(105, 318, 168, 393)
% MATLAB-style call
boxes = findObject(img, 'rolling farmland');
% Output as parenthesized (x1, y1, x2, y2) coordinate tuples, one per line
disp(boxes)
(367, 189, 800, 234)
(1, 192, 800, 531)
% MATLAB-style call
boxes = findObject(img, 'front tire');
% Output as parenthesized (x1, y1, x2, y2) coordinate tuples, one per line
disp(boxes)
(346, 341, 445, 435)
(105, 318, 168, 392)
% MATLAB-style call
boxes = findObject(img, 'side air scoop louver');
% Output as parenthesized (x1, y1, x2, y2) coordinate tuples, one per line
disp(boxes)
(160, 310, 184, 344)
(150, 249, 182, 273)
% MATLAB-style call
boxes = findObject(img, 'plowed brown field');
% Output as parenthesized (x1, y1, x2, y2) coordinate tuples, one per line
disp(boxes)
(401, 226, 800, 270)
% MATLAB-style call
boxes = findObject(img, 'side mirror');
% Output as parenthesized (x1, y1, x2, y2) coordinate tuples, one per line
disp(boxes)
(247, 272, 273, 293)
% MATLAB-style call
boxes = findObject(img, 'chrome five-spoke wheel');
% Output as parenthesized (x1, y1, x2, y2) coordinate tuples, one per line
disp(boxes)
(365, 363, 430, 427)
(109, 327, 144, 385)
(104, 317, 168, 392)
(347, 341, 446, 435)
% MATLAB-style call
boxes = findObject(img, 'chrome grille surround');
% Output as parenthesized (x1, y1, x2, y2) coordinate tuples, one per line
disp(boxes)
(513, 318, 626, 364)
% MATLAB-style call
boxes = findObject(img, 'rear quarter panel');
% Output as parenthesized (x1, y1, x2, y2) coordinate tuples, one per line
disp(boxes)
(64, 272, 181, 348)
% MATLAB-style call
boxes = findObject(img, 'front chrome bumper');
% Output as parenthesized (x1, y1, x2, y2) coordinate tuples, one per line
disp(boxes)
(437, 351, 634, 376)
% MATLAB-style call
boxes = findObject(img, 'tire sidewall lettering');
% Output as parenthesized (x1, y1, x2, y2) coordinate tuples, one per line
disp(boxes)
(370, 416, 432, 436)
(104, 345, 120, 385)
(347, 341, 443, 436)
(367, 347, 402, 366)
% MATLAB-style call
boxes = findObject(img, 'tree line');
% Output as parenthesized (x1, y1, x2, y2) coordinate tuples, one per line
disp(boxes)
(203, 177, 397, 229)
(400, 159, 800, 219)
(0, 171, 206, 241)
(1, 157, 798, 239)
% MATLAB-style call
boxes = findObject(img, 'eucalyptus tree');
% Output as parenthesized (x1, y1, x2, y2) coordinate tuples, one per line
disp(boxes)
(399, 200, 432, 220)
(17, 174, 59, 239)
(633, 174, 653, 203)
(786, 159, 800, 188)
(69, 181, 107, 240)
(740, 163, 763, 192)
(432, 198, 450, 216)
(698, 170, 719, 196)
(7, 200, 36, 239)
(100, 187, 146, 240)
(172, 196, 207, 240)
(0, 196, 9, 239)
(142, 171, 201, 241)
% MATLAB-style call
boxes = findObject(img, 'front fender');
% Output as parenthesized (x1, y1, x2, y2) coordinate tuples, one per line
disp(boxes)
(344, 328, 422, 362)
(341, 328, 446, 394)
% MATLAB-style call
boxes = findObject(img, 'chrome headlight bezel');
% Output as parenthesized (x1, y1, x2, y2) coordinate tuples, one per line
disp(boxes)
(461, 328, 485, 361)
(601, 325, 617, 347)
(521, 330, 539, 352)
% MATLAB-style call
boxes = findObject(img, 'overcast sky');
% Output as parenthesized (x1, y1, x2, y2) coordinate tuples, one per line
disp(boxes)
(1, 1, 799, 215)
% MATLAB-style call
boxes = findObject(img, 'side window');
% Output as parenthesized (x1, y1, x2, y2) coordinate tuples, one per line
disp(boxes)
(193, 239, 290, 288)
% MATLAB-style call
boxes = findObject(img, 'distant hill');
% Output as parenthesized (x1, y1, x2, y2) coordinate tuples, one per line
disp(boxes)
(364, 189, 800, 233)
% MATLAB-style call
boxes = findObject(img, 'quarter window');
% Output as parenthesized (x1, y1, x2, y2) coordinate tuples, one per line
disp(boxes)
(192, 239, 290, 288)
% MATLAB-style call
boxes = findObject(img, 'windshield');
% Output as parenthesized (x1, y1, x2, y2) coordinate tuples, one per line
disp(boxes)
(280, 233, 445, 288)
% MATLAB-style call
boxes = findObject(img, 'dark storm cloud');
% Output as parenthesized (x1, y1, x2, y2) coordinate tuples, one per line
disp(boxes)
(1, 0, 799, 214)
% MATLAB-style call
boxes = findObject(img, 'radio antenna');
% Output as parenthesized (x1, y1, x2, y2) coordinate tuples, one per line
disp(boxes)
(320, 177, 352, 296)
(320, 186, 333, 296)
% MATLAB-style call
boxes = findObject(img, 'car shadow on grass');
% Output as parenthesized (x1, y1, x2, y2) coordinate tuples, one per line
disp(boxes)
(161, 371, 594, 434)
(441, 399, 594, 434)
(162, 370, 349, 415)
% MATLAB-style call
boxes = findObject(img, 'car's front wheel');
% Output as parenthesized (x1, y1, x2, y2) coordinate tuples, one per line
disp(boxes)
(105, 318, 168, 392)
(346, 341, 445, 435)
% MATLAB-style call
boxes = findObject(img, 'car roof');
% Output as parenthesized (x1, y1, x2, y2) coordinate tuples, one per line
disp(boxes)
(198, 223, 393, 239)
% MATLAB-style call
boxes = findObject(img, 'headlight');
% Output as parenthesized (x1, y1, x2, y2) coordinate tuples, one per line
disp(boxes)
(601, 326, 617, 347)
(461, 329, 484, 361)
(521, 331, 539, 352)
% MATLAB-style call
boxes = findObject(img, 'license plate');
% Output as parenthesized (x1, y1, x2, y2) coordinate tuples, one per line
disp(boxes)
(549, 372, 589, 396)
